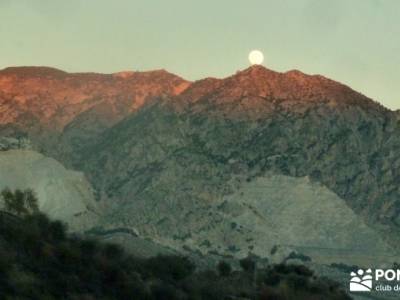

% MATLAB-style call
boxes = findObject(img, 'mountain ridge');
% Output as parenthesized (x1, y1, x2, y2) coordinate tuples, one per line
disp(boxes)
(0, 65, 389, 112)
(180, 65, 386, 110)
(0, 65, 190, 133)
(0, 65, 187, 79)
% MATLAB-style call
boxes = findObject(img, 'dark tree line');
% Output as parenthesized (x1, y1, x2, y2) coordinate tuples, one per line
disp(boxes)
(0, 188, 351, 299)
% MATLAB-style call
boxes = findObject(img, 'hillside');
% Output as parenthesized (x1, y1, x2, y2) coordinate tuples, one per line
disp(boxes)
(0, 211, 351, 300)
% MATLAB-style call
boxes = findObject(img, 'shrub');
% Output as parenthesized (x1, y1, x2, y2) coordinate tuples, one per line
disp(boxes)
(151, 282, 181, 300)
(217, 260, 231, 277)
(240, 257, 256, 273)
(49, 220, 67, 242)
(102, 243, 124, 260)
(146, 255, 195, 282)
(285, 251, 312, 263)
(1, 188, 39, 217)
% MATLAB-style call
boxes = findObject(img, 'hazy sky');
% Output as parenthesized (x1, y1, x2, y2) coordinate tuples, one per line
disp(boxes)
(0, 0, 399, 109)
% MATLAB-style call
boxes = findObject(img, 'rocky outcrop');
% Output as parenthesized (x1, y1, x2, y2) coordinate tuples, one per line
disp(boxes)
(0, 150, 99, 231)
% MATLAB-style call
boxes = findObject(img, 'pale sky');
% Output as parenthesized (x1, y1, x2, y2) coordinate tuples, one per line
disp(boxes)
(0, 0, 399, 109)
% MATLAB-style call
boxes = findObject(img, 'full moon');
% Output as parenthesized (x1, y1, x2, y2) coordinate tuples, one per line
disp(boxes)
(248, 50, 264, 65)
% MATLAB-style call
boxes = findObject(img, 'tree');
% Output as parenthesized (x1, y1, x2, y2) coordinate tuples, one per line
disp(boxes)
(1, 188, 39, 216)
(146, 255, 196, 281)
(49, 220, 67, 241)
(217, 261, 231, 277)
(240, 257, 256, 273)
(24, 188, 39, 213)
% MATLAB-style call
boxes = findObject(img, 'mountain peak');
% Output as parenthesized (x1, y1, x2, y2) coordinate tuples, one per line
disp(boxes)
(233, 65, 320, 82)
(215, 65, 326, 100)
(234, 65, 280, 79)
(174, 65, 384, 116)
(227, 66, 367, 101)
(242, 64, 276, 72)
(234, 65, 310, 79)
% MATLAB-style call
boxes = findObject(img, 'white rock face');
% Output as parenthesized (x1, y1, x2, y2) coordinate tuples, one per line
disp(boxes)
(0, 150, 99, 231)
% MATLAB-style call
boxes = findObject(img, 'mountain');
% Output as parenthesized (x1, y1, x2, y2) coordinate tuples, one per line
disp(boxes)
(64, 66, 398, 262)
(0, 66, 190, 161)
(1, 65, 400, 271)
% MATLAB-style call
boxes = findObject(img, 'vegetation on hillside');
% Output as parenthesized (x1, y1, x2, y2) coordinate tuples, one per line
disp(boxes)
(1, 188, 39, 217)
(0, 188, 351, 299)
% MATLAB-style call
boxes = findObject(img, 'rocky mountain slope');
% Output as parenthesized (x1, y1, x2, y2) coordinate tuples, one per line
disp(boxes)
(96, 173, 395, 266)
(1, 65, 400, 269)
